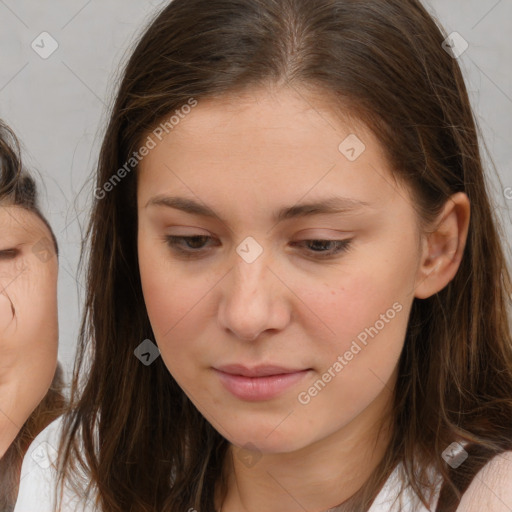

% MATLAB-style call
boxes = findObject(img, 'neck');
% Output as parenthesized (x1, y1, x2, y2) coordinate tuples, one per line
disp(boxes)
(216, 374, 396, 512)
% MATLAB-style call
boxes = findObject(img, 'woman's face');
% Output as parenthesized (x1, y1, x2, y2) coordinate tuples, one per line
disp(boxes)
(0, 206, 58, 456)
(136, 85, 428, 454)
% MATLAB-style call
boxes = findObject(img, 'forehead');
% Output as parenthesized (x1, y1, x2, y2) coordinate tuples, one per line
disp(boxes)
(137, 85, 412, 219)
(141, 85, 375, 162)
(0, 205, 50, 237)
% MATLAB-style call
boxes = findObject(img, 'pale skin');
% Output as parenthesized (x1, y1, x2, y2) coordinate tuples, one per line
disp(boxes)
(0, 205, 58, 457)
(136, 84, 472, 511)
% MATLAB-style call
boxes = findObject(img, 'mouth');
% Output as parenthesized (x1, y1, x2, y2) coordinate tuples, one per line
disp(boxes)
(213, 364, 312, 401)
(215, 363, 309, 377)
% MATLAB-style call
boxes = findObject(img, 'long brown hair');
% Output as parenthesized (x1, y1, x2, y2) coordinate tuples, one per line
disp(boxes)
(56, 1, 512, 511)
(0, 119, 67, 510)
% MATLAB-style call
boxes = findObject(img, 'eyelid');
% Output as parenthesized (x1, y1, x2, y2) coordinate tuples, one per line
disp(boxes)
(163, 226, 211, 236)
(162, 229, 354, 245)
(162, 233, 354, 260)
(164, 226, 352, 235)
(293, 229, 354, 237)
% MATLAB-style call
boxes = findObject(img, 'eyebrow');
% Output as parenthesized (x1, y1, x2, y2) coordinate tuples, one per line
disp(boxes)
(145, 195, 373, 224)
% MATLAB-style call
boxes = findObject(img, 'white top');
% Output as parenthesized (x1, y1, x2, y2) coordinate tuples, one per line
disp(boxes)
(13, 416, 512, 512)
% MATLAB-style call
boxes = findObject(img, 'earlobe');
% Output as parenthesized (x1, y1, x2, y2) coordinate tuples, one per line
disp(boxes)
(414, 192, 470, 300)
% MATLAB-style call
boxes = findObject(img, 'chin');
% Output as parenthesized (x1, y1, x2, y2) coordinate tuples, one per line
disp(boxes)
(222, 421, 313, 455)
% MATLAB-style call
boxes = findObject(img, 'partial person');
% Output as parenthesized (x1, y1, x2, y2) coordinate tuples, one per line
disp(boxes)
(0, 119, 66, 510)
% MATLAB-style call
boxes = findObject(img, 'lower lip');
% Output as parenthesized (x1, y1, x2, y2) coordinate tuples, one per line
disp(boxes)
(215, 369, 311, 401)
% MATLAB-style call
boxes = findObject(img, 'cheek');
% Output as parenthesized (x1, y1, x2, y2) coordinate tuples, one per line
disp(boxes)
(138, 237, 209, 370)
(290, 275, 409, 443)
(139, 244, 191, 337)
(0, 262, 58, 423)
(288, 248, 415, 410)
(297, 259, 411, 345)
(18, 269, 59, 374)
(1, 258, 58, 338)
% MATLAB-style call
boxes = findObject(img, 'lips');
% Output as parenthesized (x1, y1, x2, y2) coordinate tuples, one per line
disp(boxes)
(215, 364, 307, 377)
(214, 364, 312, 401)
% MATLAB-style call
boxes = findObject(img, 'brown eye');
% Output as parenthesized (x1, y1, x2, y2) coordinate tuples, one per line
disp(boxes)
(0, 248, 20, 260)
(164, 235, 217, 259)
(289, 239, 353, 259)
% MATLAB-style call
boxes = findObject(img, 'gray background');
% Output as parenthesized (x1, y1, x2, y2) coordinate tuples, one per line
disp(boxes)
(0, 0, 511, 382)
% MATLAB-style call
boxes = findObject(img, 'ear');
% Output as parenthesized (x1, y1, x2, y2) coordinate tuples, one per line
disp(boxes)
(414, 192, 470, 300)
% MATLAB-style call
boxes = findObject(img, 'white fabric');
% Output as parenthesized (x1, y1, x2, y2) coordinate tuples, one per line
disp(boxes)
(367, 462, 442, 512)
(11, 416, 453, 512)
(13, 415, 94, 512)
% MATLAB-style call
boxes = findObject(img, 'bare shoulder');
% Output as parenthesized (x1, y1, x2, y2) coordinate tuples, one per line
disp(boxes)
(455, 450, 512, 512)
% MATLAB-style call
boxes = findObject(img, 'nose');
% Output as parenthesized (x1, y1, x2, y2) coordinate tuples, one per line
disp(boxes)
(217, 253, 291, 342)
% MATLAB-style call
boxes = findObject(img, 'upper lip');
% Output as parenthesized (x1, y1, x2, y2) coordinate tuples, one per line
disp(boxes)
(215, 364, 308, 377)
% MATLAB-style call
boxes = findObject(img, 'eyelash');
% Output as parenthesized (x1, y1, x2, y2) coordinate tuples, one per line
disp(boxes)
(163, 235, 353, 260)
